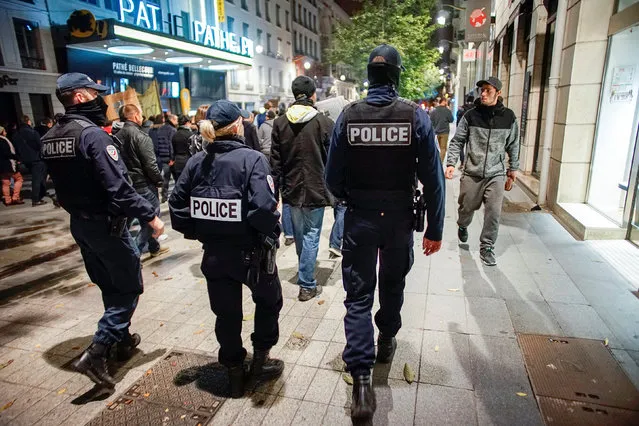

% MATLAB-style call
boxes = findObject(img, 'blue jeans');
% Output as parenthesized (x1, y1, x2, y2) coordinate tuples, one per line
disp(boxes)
(282, 203, 294, 237)
(330, 202, 347, 250)
(135, 186, 161, 254)
(290, 206, 325, 289)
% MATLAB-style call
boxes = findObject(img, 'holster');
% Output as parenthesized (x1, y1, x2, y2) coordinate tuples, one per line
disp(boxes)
(109, 216, 128, 237)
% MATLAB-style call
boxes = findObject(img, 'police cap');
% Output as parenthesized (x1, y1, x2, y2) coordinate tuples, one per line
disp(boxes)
(56, 72, 108, 95)
(368, 44, 406, 71)
(206, 100, 251, 129)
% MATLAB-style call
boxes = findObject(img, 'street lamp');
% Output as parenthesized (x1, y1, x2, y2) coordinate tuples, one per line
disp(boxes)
(439, 68, 445, 74)
(304, 61, 311, 70)
(438, 46, 444, 54)
(340, 75, 346, 81)
(255, 45, 264, 54)
(437, 15, 446, 25)
(363, 81, 369, 87)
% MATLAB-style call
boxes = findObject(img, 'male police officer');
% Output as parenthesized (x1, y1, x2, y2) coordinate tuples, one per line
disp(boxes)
(169, 100, 284, 398)
(41, 73, 165, 387)
(325, 45, 445, 423)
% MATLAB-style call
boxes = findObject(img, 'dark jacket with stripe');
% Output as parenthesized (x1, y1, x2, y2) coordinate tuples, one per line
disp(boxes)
(447, 99, 520, 178)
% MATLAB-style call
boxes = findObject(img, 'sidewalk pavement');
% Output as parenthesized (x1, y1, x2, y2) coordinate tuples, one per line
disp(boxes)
(0, 172, 638, 425)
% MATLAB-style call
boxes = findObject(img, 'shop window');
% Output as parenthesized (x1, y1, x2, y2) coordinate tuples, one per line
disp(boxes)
(279, 71, 283, 91)
(267, 33, 272, 54)
(241, 0, 248, 11)
(13, 18, 45, 70)
(243, 23, 249, 38)
(104, 0, 119, 11)
(257, 28, 263, 45)
(0, 46, 4, 66)
(304, 36, 308, 54)
(227, 17, 235, 34)
(313, 15, 316, 32)
(286, 11, 290, 31)
(617, 0, 639, 12)
(303, 8, 307, 27)
(230, 70, 239, 90)
(29, 94, 53, 125)
(268, 68, 272, 85)
(79, 0, 98, 5)
(276, 4, 281, 27)
(277, 37, 282, 58)
(298, 5, 302, 23)
(265, 0, 271, 22)
(256, 0, 261, 17)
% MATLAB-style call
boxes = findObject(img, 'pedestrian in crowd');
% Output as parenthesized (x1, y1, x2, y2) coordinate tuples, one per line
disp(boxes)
(455, 95, 475, 168)
(35, 118, 54, 137)
(148, 114, 163, 155)
(257, 110, 276, 159)
(271, 75, 335, 301)
(256, 101, 275, 128)
(115, 104, 169, 258)
(42, 73, 164, 387)
(54, 113, 65, 123)
(328, 199, 346, 258)
(0, 126, 24, 206)
(242, 111, 261, 151)
(325, 44, 445, 423)
(446, 77, 519, 266)
(171, 114, 193, 181)
(155, 114, 177, 202)
(188, 105, 210, 155)
(141, 115, 153, 134)
(169, 100, 284, 398)
(429, 98, 454, 163)
(12, 115, 48, 206)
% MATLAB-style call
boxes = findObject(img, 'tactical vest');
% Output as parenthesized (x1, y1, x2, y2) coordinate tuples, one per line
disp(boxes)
(342, 97, 418, 209)
(41, 115, 111, 215)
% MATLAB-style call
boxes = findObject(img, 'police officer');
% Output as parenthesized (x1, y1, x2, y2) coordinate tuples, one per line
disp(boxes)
(325, 45, 446, 422)
(41, 73, 165, 387)
(169, 100, 284, 398)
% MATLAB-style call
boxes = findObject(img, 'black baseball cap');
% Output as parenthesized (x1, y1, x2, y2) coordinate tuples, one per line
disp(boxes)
(368, 44, 406, 71)
(206, 100, 250, 129)
(56, 72, 108, 94)
(291, 76, 316, 100)
(477, 76, 502, 91)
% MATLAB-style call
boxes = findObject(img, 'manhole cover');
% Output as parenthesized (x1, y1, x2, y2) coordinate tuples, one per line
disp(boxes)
(87, 351, 227, 426)
(538, 397, 639, 425)
(518, 335, 639, 411)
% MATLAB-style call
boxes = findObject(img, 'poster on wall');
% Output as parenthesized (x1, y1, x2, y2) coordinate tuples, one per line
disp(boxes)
(610, 65, 635, 103)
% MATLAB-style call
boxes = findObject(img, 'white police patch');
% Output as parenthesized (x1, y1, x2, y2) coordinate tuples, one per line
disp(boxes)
(191, 197, 242, 222)
(106, 145, 118, 161)
(267, 175, 275, 193)
(347, 123, 412, 146)
(41, 138, 76, 159)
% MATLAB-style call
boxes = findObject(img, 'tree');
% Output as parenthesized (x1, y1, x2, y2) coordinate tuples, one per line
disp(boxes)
(327, 0, 441, 99)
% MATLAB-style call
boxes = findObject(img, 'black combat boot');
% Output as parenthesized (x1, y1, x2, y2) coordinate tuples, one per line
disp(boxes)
(351, 375, 376, 423)
(73, 343, 116, 388)
(228, 365, 246, 398)
(250, 349, 284, 380)
(116, 333, 141, 361)
(376, 334, 397, 363)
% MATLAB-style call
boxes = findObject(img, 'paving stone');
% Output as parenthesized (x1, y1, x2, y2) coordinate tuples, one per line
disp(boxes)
(415, 384, 477, 426)
(548, 302, 613, 341)
(611, 349, 639, 390)
(532, 274, 588, 304)
(475, 392, 543, 426)
(387, 327, 423, 381)
(371, 378, 417, 426)
(420, 330, 472, 389)
(261, 396, 301, 425)
(306, 299, 331, 319)
(10, 391, 69, 426)
(329, 372, 352, 409)
(320, 342, 345, 372)
(210, 393, 251, 425)
(234, 392, 276, 426)
(288, 299, 315, 317)
(161, 323, 213, 349)
(278, 364, 317, 399)
(400, 293, 427, 330)
(424, 294, 468, 333)
(331, 323, 347, 344)
(320, 404, 351, 425)
(591, 298, 639, 351)
(304, 369, 340, 404)
(427, 268, 465, 296)
(144, 321, 183, 344)
(298, 340, 330, 368)
(56, 402, 103, 426)
(253, 361, 293, 396)
(466, 297, 514, 337)
(312, 318, 341, 342)
(323, 303, 346, 321)
(569, 275, 633, 306)
(292, 400, 328, 425)
(294, 317, 322, 339)
(0, 386, 49, 423)
(405, 267, 429, 294)
(505, 300, 563, 335)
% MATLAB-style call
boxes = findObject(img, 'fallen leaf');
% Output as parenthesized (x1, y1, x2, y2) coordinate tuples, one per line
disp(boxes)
(447, 288, 460, 292)
(57, 388, 66, 395)
(0, 359, 14, 370)
(198, 279, 205, 284)
(434, 345, 439, 352)
(35, 344, 41, 348)
(71, 346, 81, 350)
(55, 303, 64, 308)
(143, 393, 150, 398)
(318, 300, 325, 305)
(160, 323, 164, 327)
(180, 414, 187, 419)
(193, 329, 204, 335)
(152, 272, 159, 277)
(242, 314, 255, 321)
(342, 373, 353, 385)
(291, 332, 304, 339)
(146, 369, 153, 376)
(403, 363, 415, 384)
(516, 392, 527, 397)
(546, 363, 557, 370)
(87, 283, 96, 287)
(164, 277, 173, 281)
(200, 323, 205, 327)
(604, 338, 609, 347)
(165, 408, 170, 412)
(0, 399, 16, 413)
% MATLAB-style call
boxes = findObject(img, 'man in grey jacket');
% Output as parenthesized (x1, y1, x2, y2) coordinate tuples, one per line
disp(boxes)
(445, 77, 519, 266)
(116, 105, 169, 258)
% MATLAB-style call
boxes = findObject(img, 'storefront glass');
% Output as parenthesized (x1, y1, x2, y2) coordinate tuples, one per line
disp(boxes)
(588, 25, 639, 225)
(617, 0, 639, 13)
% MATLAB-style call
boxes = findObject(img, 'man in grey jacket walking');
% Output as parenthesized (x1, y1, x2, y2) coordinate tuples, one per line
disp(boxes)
(445, 77, 519, 266)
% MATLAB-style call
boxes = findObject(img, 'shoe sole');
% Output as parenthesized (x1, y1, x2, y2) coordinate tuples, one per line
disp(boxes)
(480, 257, 497, 266)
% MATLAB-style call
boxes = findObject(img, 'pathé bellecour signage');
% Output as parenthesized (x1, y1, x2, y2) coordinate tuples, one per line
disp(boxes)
(118, 0, 254, 58)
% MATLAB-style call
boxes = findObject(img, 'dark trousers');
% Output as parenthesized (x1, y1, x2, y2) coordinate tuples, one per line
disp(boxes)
(341, 208, 414, 376)
(135, 186, 161, 254)
(201, 246, 283, 367)
(159, 161, 171, 199)
(28, 161, 47, 202)
(70, 216, 143, 347)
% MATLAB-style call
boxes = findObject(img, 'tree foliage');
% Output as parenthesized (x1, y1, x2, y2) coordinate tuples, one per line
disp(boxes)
(328, 0, 441, 99)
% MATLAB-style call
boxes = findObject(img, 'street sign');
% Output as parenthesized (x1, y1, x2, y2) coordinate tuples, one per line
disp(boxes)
(465, 0, 491, 43)
(463, 49, 477, 62)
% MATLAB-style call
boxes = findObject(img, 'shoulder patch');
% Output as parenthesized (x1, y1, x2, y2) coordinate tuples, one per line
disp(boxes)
(106, 145, 119, 161)
(267, 175, 275, 194)
(397, 97, 420, 109)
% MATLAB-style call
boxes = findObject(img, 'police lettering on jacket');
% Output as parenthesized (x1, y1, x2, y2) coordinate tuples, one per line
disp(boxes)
(347, 123, 411, 146)
(42, 138, 76, 158)
(191, 197, 242, 222)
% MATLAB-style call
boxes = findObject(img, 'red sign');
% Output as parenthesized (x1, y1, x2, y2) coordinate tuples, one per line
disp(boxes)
(469, 8, 487, 27)
(463, 49, 477, 62)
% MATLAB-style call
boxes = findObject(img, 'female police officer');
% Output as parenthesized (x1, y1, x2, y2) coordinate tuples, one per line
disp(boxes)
(169, 100, 284, 398)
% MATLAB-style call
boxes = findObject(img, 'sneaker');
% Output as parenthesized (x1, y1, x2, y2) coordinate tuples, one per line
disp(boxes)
(11, 199, 25, 205)
(328, 247, 342, 258)
(32, 200, 47, 207)
(458, 226, 468, 243)
(284, 236, 295, 246)
(150, 247, 170, 258)
(480, 247, 497, 266)
(298, 286, 322, 302)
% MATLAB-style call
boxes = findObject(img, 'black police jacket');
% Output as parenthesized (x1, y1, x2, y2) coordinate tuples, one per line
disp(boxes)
(169, 138, 280, 247)
(115, 121, 163, 192)
(41, 114, 156, 221)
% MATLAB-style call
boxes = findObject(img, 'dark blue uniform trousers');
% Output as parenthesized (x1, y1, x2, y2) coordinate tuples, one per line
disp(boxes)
(201, 246, 283, 367)
(342, 208, 414, 376)
(70, 216, 143, 347)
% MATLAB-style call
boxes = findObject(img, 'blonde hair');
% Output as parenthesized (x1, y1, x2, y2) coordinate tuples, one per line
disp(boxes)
(194, 104, 210, 123)
(199, 117, 244, 144)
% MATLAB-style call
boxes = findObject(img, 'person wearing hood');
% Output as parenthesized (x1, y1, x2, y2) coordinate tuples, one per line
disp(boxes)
(445, 77, 520, 266)
(171, 114, 193, 180)
(325, 44, 445, 423)
(169, 100, 284, 399)
(41, 73, 164, 388)
(270, 76, 335, 302)
(257, 110, 276, 159)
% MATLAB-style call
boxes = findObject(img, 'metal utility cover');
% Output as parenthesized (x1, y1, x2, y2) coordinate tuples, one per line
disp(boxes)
(88, 351, 227, 426)
(518, 334, 639, 410)
(538, 397, 639, 426)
